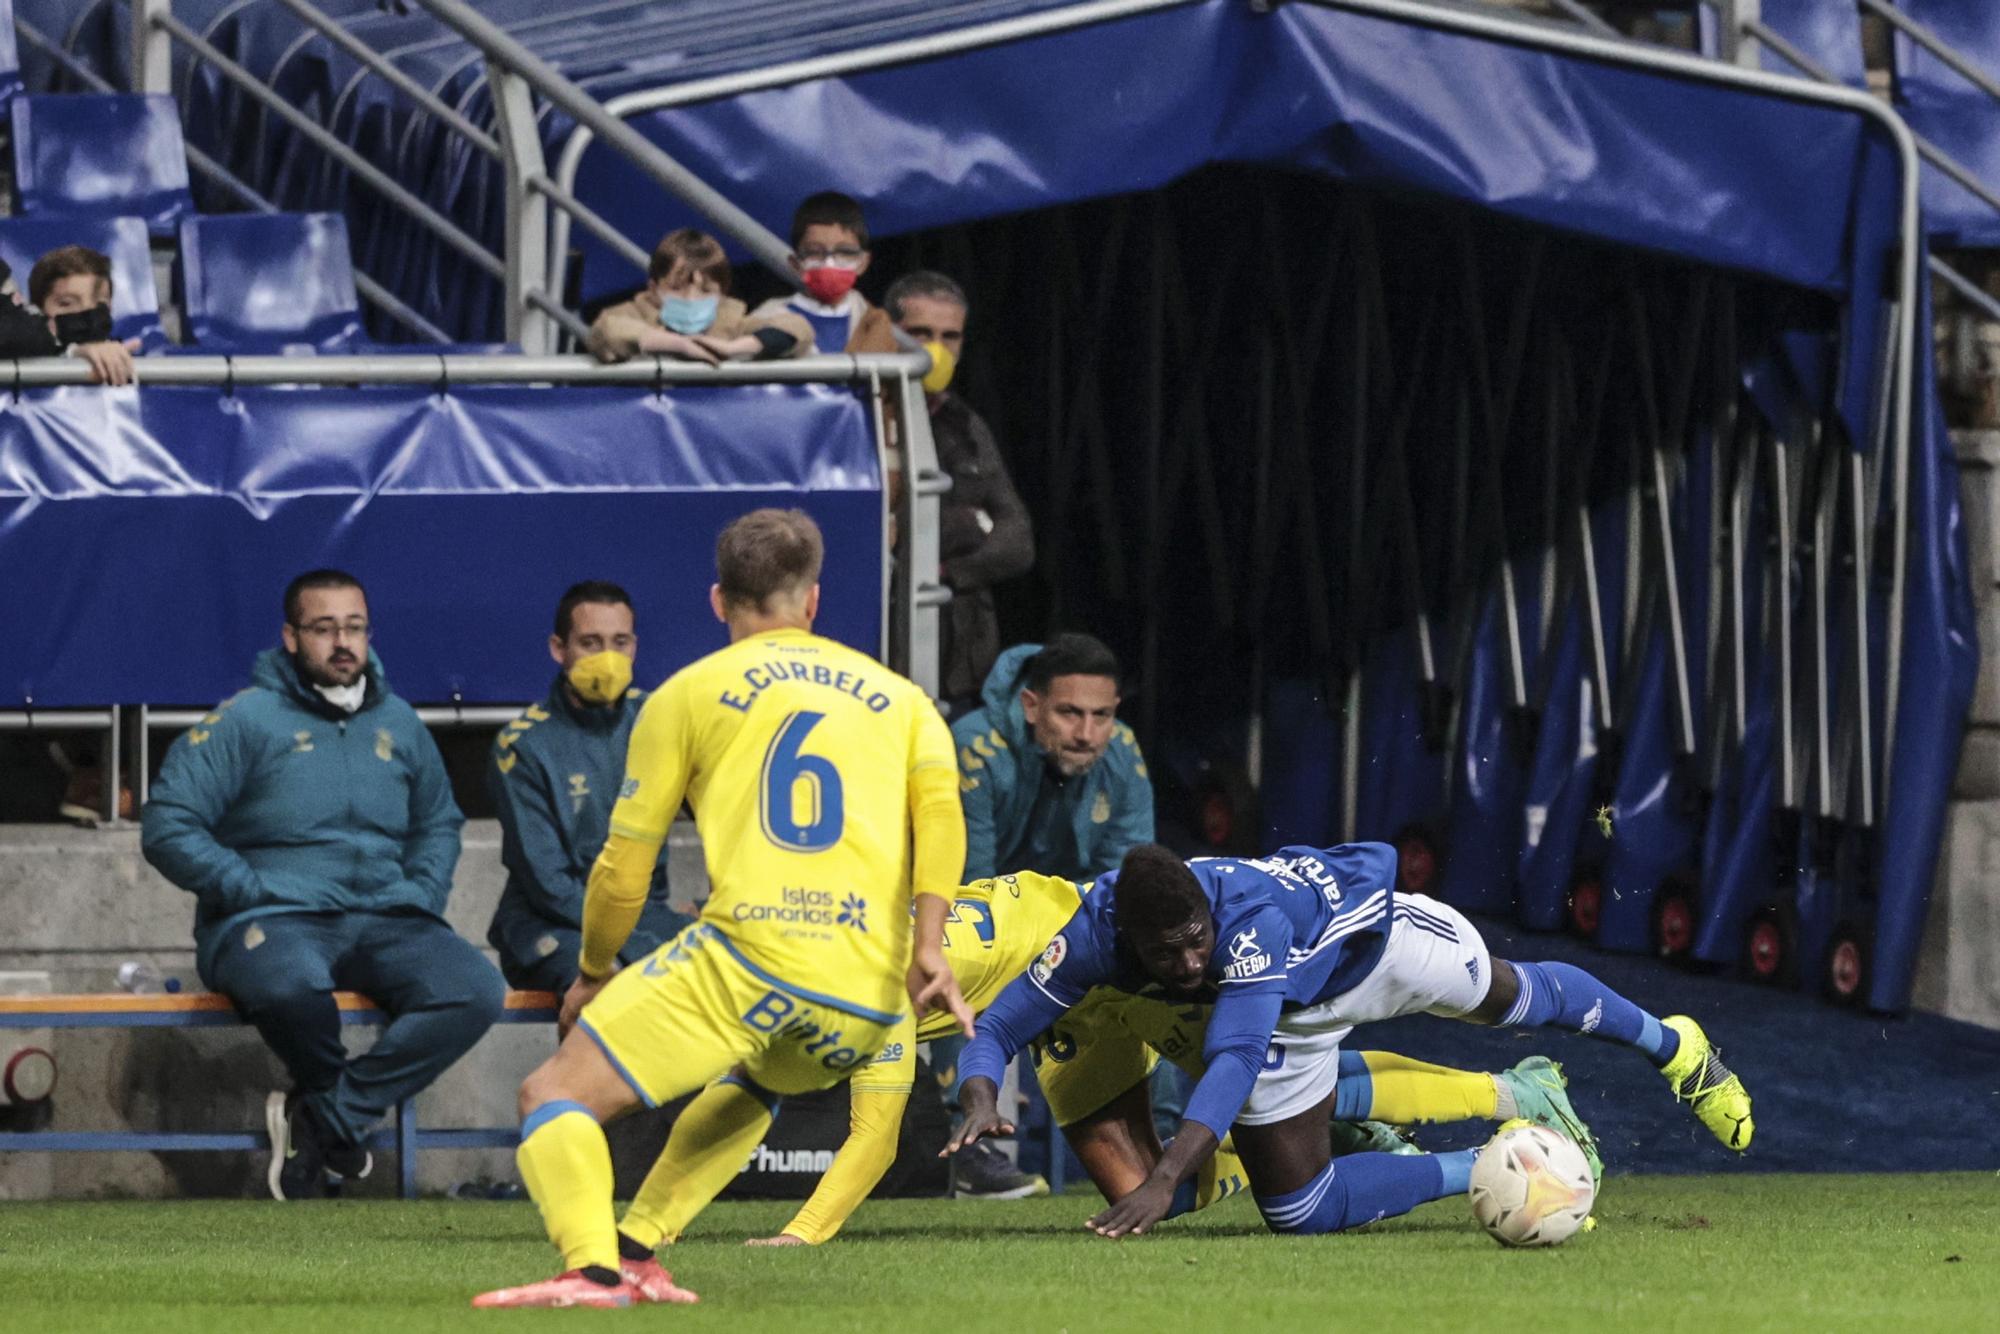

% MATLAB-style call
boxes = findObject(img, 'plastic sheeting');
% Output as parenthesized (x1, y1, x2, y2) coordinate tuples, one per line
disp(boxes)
(0, 383, 882, 706)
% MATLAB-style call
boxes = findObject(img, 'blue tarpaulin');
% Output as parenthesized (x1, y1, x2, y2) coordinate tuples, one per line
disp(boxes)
(0, 383, 882, 707)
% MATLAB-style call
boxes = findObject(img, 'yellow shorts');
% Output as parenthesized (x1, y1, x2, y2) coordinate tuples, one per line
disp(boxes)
(578, 923, 902, 1105)
(1032, 988, 1208, 1127)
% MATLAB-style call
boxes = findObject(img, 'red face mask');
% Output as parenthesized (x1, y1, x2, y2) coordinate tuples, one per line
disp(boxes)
(800, 265, 859, 304)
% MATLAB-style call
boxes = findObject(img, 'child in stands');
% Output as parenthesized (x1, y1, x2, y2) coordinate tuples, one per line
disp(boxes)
(587, 228, 813, 365)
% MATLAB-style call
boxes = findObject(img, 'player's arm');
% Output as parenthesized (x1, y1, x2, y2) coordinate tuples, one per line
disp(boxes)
(1086, 983, 1283, 1239)
(907, 705, 974, 1035)
(942, 917, 1095, 1152)
(566, 686, 691, 1025)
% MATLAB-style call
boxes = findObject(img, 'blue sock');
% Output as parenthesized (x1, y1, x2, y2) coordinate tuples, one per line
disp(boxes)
(1332, 1050, 1373, 1120)
(1166, 1178, 1199, 1219)
(1434, 1148, 1477, 1196)
(1252, 1152, 1455, 1235)
(1501, 960, 1680, 1068)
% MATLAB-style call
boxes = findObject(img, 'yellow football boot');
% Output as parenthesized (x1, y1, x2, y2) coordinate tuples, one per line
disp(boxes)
(1659, 1015, 1753, 1151)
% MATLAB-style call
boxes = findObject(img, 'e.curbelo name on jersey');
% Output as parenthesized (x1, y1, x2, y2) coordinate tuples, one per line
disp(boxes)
(718, 653, 893, 715)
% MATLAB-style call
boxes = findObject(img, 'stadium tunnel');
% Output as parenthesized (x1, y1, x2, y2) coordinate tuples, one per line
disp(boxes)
(13, 0, 1978, 1015)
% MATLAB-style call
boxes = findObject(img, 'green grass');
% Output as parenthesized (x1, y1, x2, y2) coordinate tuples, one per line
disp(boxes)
(2, 1176, 1994, 1332)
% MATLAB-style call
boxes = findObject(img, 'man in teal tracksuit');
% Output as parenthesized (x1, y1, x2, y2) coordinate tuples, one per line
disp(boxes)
(485, 581, 689, 993)
(142, 570, 504, 1200)
(940, 633, 1158, 1196)
(954, 635, 1155, 884)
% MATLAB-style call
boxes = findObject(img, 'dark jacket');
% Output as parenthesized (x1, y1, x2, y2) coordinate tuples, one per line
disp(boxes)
(952, 643, 1154, 882)
(141, 648, 464, 981)
(933, 392, 1034, 700)
(0, 261, 61, 360)
(485, 675, 688, 983)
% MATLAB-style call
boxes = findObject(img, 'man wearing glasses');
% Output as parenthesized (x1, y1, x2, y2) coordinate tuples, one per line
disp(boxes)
(142, 569, 504, 1200)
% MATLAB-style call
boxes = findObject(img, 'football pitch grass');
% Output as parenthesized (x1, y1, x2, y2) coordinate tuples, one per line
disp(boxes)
(3, 1175, 1994, 1332)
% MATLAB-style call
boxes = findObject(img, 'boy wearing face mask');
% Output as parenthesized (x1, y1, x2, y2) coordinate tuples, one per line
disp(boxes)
(28, 245, 141, 387)
(587, 229, 813, 365)
(750, 191, 900, 359)
(486, 582, 692, 994)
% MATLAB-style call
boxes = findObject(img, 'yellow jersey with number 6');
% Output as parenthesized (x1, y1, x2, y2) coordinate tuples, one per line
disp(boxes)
(608, 627, 956, 1022)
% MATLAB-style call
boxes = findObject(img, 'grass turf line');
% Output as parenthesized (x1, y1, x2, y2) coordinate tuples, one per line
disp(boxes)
(0, 1174, 1993, 1332)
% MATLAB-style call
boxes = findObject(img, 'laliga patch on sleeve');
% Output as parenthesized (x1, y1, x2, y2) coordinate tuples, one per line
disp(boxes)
(1030, 933, 1069, 985)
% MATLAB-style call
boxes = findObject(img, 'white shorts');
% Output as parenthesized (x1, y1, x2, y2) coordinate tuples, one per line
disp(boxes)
(1236, 893, 1491, 1126)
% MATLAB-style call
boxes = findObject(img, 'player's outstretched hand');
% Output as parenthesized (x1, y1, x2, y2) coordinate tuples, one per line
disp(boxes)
(1087, 1178, 1175, 1240)
(941, 1077, 1013, 1155)
(558, 972, 609, 1040)
(746, 1234, 808, 1247)
(906, 943, 976, 1038)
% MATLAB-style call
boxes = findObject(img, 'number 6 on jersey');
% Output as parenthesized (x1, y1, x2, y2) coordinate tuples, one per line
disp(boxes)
(760, 710, 844, 850)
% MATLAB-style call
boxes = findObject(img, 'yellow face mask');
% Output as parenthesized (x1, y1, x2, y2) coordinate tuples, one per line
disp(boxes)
(922, 340, 957, 395)
(567, 650, 633, 707)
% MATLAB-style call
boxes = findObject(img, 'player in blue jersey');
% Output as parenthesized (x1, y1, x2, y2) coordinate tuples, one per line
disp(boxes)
(948, 842, 1753, 1239)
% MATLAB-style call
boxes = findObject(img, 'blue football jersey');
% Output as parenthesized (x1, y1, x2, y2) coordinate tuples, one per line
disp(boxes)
(1026, 843, 1399, 1011)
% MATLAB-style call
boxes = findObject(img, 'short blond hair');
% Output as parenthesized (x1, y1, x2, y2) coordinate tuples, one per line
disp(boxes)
(716, 508, 824, 612)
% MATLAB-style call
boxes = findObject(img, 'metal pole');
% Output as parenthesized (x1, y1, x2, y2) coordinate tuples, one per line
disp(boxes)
(105, 705, 123, 827)
(1720, 0, 1761, 69)
(0, 351, 926, 387)
(897, 371, 950, 695)
(404, 0, 800, 288)
(488, 60, 556, 354)
(131, 0, 172, 93)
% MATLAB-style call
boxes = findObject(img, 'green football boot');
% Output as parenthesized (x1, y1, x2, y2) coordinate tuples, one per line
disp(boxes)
(1497, 1056, 1603, 1190)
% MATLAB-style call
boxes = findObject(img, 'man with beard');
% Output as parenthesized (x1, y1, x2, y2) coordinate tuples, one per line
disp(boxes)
(142, 569, 504, 1199)
(954, 634, 1152, 886)
(941, 634, 1155, 1196)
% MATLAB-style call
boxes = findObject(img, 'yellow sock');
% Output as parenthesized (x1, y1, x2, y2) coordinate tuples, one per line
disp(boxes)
(1355, 1050, 1499, 1124)
(1195, 1137, 1250, 1209)
(516, 1100, 618, 1273)
(619, 1079, 775, 1248)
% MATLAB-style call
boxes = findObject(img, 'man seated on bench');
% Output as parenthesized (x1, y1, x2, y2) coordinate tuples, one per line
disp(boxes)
(141, 569, 506, 1199)
(485, 581, 691, 993)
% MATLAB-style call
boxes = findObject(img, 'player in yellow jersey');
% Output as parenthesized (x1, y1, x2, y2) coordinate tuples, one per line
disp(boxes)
(474, 509, 974, 1311)
(611, 870, 1598, 1248)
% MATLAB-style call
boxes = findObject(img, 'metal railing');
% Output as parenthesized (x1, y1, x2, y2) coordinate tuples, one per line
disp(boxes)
(119, 0, 808, 352)
(14, 15, 454, 344)
(0, 349, 948, 825)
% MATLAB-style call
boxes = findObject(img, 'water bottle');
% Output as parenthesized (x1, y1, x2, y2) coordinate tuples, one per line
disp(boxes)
(115, 961, 182, 995)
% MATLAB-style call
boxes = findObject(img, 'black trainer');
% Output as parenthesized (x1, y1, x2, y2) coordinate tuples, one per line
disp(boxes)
(265, 1090, 326, 1200)
(949, 1139, 1049, 1200)
(324, 1134, 373, 1187)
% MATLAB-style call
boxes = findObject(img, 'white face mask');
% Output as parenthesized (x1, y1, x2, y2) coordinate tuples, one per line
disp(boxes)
(315, 681, 366, 714)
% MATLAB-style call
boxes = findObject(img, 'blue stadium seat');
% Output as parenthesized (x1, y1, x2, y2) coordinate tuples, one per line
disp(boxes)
(0, 216, 166, 351)
(178, 212, 366, 353)
(9, 94, 195, 236)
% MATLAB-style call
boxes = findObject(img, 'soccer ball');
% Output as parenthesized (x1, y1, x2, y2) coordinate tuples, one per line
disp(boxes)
(1468, 1123, 1596, 1247)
